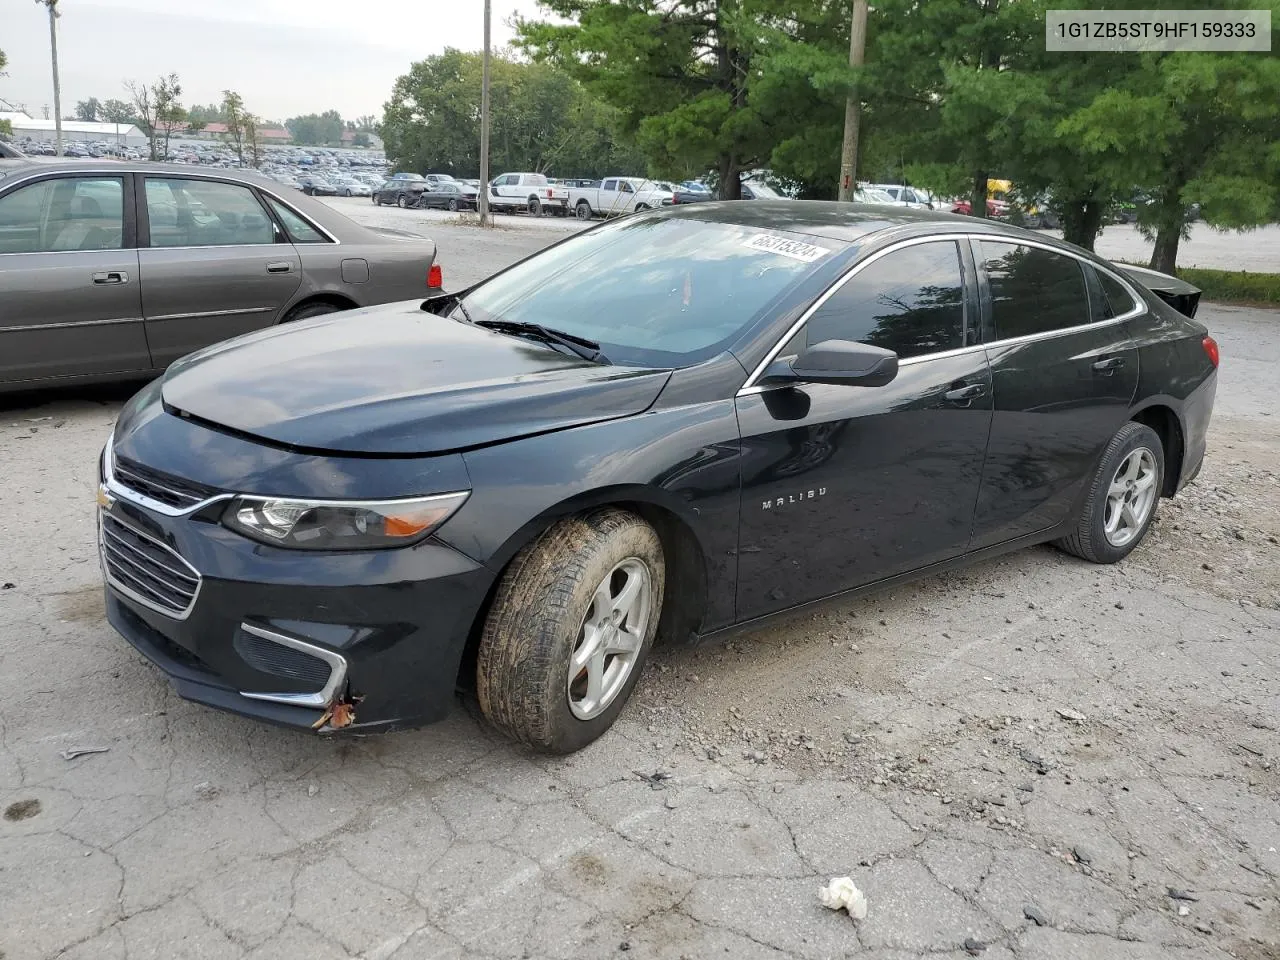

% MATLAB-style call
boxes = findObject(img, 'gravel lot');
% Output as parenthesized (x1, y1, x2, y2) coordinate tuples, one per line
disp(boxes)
(1, 212, 1277, 960)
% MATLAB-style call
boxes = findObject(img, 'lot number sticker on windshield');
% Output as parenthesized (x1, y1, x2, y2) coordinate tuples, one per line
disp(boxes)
(743, 234, 831, 263)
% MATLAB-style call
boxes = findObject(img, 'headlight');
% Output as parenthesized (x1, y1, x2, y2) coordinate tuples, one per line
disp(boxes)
(223, 492, 469, 550)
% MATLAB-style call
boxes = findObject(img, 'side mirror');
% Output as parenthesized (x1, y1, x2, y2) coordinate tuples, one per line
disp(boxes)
(763, 339, 898, 388)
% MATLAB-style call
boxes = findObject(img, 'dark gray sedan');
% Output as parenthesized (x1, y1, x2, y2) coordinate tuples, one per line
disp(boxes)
(0, 160, 439, 391)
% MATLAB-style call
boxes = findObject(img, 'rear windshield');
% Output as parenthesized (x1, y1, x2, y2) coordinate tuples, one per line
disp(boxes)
(456, 216, 838, 367)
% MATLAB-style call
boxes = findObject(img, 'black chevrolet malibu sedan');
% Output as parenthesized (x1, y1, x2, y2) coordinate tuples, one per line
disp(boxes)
(99, 202, 1218, 752)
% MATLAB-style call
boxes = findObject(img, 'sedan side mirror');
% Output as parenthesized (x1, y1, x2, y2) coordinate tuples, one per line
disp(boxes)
(763, 339, 899, 388)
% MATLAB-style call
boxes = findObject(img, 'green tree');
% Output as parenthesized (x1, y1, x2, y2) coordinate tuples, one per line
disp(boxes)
(0, 119, 11, 139)
(353, 114, 378, 133)
(1060, 51, 1280, 271)
(518, 0, 794, 198)
(187, 103, 224, 125)
(287, 109, 345, 145)
(221, 90, 248, 165)
(352, 132, 370, 148)
(381, 48, 644, 179)
(153, 74, 185, 159)
(74, 97, 101, 121)
(99, 99, 135, 125)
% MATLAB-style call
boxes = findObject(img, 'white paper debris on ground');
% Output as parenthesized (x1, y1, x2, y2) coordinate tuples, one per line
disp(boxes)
(819, 876, 868, 920)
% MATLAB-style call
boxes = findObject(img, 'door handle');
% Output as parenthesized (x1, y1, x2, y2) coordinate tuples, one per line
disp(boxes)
(1092, 356, 1126, 374)
(266, 261, 293, 274)
(91, 271, 128, 284)
(944, 383, 987, 402)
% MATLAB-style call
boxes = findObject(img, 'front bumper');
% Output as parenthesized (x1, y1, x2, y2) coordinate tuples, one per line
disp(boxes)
(99, 444, 493, 734)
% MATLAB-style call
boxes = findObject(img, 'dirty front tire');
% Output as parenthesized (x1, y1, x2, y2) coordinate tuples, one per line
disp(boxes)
(1056, 421, 1164, 564)
(477, 509, 665, 753)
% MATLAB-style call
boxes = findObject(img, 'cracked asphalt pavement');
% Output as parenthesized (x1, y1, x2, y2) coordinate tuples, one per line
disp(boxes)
(1, 211, 1277, 960)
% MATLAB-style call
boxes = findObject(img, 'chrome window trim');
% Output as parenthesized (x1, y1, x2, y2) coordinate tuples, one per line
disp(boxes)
(103, 435, 233, 518)
(237, 623, 349, 709)
(4, 316, 144, 332)
(98, 512, 203, 621)
(147, 306, 269, 322)
(739, 231, 1148, 394)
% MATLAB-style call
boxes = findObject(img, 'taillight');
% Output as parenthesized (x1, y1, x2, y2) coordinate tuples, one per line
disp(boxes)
(427, 264, 443, 289)
(546, 188, 553, 198)
(1202, 335, 1219, 368)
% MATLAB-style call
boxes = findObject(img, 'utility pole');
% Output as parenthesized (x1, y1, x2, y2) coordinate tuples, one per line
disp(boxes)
(836, 0, 868, 202)
(36, 0, 63, 157)
(478, 0, 492, 227)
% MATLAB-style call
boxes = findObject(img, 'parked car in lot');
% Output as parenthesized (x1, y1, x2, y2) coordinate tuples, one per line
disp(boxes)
(416, 181, 478, 211)
(96, 202, 1215, 752)
(488, 172, 569, 216)
(0, 159, 441, 391)
(331, 177, 372, 198)
(570, 177, 673, 219)
(372, 179, 427, 208)
(868, 184, 935, 209)
(298, 175, 337, 197)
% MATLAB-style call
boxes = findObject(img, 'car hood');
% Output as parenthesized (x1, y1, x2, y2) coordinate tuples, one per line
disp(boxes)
(159, 303, 671, 455)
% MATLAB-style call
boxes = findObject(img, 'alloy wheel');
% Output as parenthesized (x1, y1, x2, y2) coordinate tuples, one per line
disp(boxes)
(567, 558, 652, 720)
(1104, 447, 1158, 547)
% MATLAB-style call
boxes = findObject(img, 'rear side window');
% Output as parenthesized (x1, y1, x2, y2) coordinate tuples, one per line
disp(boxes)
(1097, 269, 1138, 316)
(804, 241, 967, 359)
(264, 196, 327, 244)
(0, 176, 124, 253)
(980, 241, 1089, 339)
(523, 173, 548, 186)
(145, 178, 276, 247)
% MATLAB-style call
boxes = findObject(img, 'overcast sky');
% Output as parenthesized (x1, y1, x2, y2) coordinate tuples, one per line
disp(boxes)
(1, 0, 535, 122)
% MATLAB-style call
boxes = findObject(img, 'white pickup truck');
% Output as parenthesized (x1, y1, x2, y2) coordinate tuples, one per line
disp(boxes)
(569, 177, 674, 220)
(487, 172, 570, 216)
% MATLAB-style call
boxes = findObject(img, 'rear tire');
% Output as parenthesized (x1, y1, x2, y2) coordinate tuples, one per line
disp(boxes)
(528, 197, 542, 217)
(575, 201, 592, 220)
(448, 198, 459, 212)
(1055, 421, 1164, 564)
(634, 203, 650, 212)
(280, 301, 343, 324)
(477, 509, 665, 753)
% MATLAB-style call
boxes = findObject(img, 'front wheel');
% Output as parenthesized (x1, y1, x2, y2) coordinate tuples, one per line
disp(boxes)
(396, 195, 407, 208)
(447, 198, 459, 212)
(477, 509, 665, 753)
(1056, 421, 1164, 564)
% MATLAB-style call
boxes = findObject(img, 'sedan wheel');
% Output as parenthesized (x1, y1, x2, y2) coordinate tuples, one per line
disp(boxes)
(477, 509, 664, 753)
(396, 195, 407, 208)
(448, 198, 459, 212)
(1056, 421, 1164, 563)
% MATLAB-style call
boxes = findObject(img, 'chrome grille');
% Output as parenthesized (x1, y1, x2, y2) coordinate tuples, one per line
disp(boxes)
(100, 512, 201, 619)
(112, 455, 217, 510)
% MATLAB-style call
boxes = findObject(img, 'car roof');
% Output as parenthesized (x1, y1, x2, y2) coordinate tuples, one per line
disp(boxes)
(654, 199, 1094, 252)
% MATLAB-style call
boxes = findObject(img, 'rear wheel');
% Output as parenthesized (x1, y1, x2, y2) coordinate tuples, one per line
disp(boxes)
(372, 193, 380, 204)
(1056, 422, 1164, 563)
(634, 202, 650, 212)
(280, 301, 343, 324)
(477, 509, 665, 753)
(575, 201, 592, 220)
(528, 197, 543, 217)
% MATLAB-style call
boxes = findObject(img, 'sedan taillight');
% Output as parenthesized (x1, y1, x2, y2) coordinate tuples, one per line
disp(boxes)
(1202, 335, 1219, 368)
(427, 264, 443, 289)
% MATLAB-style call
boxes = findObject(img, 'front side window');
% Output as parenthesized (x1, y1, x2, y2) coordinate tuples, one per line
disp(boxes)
(264, 196, 327, 244)
(803, 241, 967, 359)
(980, 241, 1089, 339)
(459, 218, 836, 367)
(145, 178, 276, 247)
(0, 176, 124, 253)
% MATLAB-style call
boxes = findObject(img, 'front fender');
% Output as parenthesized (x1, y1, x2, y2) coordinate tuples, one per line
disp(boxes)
(438, 401, 743, 630)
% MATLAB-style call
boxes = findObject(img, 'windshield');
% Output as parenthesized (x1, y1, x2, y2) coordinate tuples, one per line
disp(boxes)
(745, 180, 784, 199)
(457, 216, 837, 367)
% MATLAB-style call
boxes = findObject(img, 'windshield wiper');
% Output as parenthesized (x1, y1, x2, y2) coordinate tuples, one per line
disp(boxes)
(474, 319, 610, 364)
